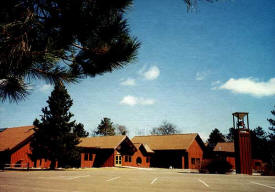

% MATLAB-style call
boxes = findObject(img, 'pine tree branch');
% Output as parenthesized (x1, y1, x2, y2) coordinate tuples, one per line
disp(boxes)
(72, 43, 89, 51)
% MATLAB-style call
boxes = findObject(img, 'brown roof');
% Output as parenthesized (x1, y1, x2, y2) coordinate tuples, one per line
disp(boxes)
(134, 143, 154, 153)
(132, 133, 200, 150)
(77, 135, 127, 149)
(0, 126, 34, 151)
(213, 142, 235, 153)
(142, 143, 154, 153)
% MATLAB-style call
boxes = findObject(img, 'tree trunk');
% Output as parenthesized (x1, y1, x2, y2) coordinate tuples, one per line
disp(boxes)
(50, 160, 56, 170)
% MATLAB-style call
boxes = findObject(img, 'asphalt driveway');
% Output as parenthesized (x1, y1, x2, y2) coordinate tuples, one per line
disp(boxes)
(0, 167, 274, 192)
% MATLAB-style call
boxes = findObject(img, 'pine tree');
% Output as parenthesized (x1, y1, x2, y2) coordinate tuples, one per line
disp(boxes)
(267, 105, 275, 172)
(250, 126, 269, 162)
(207, 128, 225, 150)
(30, 83, 84, 169)
(268, 105, 275, 141)
(94, 117, 115, 136)
(226, 127, 235, 142)
(0, 0, 140, 102)
(73, 123, 89, 138)
(0, 0, 213, 103)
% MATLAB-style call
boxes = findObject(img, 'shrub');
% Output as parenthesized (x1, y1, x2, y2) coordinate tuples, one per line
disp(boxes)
(205, 159, 233, 174)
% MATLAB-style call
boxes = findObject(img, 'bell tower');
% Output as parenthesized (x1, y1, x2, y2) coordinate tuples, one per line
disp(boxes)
(232, 112, 252, 175)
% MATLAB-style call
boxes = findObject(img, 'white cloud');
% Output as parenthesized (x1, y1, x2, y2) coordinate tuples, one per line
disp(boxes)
(120, 78, 136, 86)
(39, 84, 53, 93)
(211, 80, 221, 90)
(143, 66, 160, 80)
(139, 98, 155, 105)
(211, 80, 221, 86)
(138, 65, 147, 75)
(120, 96, 137, 106)
(219, 77, 275, 97)
(120, 95, 155, 106)
(196, 71, 208, 81)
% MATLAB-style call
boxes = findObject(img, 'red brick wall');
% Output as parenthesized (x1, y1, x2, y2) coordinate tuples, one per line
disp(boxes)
(121, 148, 150, 168)
(10, 141, 53, 168)
(10, 142, 33, 168)
(226, 156, 236, 169)
(252, 159, 264, 172)
(102, 150, 114, 167)
(80, 149, 114, 168)
(36, 158, 53, 169)
(80, 152, 96, 168)
(182, 156, 185, 169)
(187, 139, 203, 169)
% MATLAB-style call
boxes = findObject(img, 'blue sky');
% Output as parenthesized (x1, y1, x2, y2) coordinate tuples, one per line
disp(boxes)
(1, 0, 274, 140)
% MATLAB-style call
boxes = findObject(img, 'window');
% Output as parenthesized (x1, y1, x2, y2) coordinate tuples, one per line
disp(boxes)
(89, 153, 93, 161)
(136, 157, 142, 164)
(191, 158, 195, 165)
(146, 157, 150, 163)
(15, 160, 22, 167)
(196, 158, 200, 165)
(125, 155, 131, 162)
(84, 153, 89, 161)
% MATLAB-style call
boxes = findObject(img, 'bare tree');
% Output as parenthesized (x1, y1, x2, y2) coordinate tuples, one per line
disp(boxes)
(150, 121, 179, 135)
(115, 124, 128, 135)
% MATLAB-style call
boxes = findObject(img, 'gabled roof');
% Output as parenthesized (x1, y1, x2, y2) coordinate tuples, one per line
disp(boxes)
(0, 126, 34, 152)
(143, 143, 154, 153)
(78, 135, 128, 149)
(213, 142, 235, 153)
(134, 143, 154, 154)
(132, 133, 202, 150)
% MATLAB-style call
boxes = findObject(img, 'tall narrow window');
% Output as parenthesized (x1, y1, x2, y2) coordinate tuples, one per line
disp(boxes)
(191, 158, 195, 165)
(89, 153, 93, 161)
(125, 156, 128, 162)
(129, 156, 132, 162)
(196, 158, 200, 164)
(84, 153, 89, 161)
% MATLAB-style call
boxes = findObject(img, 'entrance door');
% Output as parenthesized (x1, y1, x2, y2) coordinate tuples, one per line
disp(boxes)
(115, 155, 122, 166)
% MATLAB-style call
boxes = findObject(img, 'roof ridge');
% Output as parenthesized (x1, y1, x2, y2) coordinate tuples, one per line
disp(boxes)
(82, 135, 125, 139)
(114, 135, 127, 149)
(6, 125, 34, 129)
(132, 133, 198, 137)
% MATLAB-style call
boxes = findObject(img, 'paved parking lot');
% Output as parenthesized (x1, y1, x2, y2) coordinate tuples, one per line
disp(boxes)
(0, 167, 275, 192)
